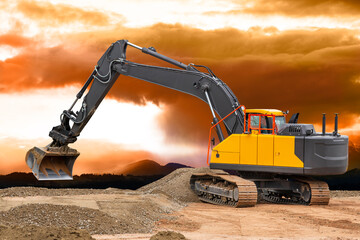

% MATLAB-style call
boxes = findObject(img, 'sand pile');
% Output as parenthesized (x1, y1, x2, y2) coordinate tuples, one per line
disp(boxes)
(0, 204, 122, 234)
(0, 225, 94, 240)
(0, 167, 216, 202)
(0, 167, 219, 236)
(95, 195, 182, 233)
(150, 231, 188, 240)
(0, 196, 183, 234)
(139, 167, 224, 204)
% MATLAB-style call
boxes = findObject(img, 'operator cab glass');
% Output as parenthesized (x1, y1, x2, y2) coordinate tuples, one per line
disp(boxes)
(275, 116, 286, 129)
(250, 115, 260, 128)
(246, 109, 286, 134)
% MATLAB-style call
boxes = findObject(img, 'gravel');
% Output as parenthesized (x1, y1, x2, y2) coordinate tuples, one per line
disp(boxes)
(0, 204, 122, 235)
(0, 225, 95, 240)
(0, 187, 126, 197)
(150, 231, 188, 240)
(0, 168, 212, 236)
(139, 167, 214, 204)
(1, 168, 359, 237)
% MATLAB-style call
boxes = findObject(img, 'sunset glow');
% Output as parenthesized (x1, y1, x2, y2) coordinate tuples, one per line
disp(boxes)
(1, 0, 359, 173)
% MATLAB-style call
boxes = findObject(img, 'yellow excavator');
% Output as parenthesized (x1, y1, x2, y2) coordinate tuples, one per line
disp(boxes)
(26, 40, 348, 207)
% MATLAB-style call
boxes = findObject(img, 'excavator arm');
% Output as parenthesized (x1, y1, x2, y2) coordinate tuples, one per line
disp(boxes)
(26, 40, 244, 180)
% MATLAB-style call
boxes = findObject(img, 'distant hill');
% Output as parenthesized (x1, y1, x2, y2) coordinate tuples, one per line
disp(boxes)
(119, 160, 190, 176)
(0, 172, 163, 189)
(0, 160, 191, 189)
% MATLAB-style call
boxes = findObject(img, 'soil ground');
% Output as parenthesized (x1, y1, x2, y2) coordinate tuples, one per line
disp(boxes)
(0, 168, 359, 239)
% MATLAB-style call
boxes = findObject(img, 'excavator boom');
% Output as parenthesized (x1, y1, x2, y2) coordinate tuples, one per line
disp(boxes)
(26, 40, 245, 180)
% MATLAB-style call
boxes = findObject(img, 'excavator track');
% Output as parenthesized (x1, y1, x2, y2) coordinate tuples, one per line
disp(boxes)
(258, 177, 330, 205)
(297, 178, 330, 205)
(191, 172, 330, 207)
(190, 172, 258, 208)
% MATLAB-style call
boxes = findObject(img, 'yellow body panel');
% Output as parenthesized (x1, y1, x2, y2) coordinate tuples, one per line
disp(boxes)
(210, 152, 240, 164)
(239, 134, 257, 165)
(211, 135, 240, 164)
(274, 136, 304, 168)
(213, 134, 240, 153)
(257, 135, 274, 166)
(210, 133, 303, 169)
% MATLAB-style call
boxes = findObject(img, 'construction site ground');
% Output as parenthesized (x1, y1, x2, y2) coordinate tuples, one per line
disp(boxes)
(0, 168, 359, 240)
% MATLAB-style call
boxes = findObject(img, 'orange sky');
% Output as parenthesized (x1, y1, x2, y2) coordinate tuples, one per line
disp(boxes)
(0, 0, 360, 174)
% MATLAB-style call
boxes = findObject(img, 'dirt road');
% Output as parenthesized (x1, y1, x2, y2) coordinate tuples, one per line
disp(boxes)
(155, 197, 360, 240)
(0, 188, 359, 239)
(1, 168, 359, 239)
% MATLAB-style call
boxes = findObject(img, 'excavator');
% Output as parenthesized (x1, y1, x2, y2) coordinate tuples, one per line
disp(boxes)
(25, 40, 348, 207)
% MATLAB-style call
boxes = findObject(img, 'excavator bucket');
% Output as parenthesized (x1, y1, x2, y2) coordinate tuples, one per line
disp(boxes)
(25, 146, 79, 180)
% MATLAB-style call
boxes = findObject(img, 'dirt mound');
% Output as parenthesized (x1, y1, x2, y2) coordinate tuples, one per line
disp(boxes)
(139, 167, 218, 204)
(0, 204, 123, 234)
(0, 193, 182, 234)
(0, 187, 126, 197)
(0, 225, 94, 240)
(96, 195, 182, 233)
(150, 231, 188, 240)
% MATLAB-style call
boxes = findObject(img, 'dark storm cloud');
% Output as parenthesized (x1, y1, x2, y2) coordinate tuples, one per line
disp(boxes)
(1, 24, 359, 159)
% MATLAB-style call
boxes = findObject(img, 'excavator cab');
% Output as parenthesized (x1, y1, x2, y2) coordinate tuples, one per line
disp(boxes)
(245, 109, 286, 134)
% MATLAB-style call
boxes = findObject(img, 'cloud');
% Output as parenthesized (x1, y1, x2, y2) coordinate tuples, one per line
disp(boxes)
(1, 24, 360, 170)
(1, 1, 359, 174)
(0, 34, 32, 47)
(67, 24, 360, 140)
(220, 0, 360, 17)
(16, 0, 111, 26)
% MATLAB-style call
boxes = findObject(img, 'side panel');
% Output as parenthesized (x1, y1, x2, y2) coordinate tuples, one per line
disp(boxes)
(258, 135, 274, 166)
(210, 134, 240, 164)
(211, 152, 240, 164)
(213, 134, 240, 153)
(274, 136, 304, 168)
(303, 135, 348, 175)
(240, 134, 258, 165)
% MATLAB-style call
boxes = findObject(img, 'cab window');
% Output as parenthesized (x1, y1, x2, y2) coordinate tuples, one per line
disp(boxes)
(275, 116, 286, 129)
(250, 115, 259, 128)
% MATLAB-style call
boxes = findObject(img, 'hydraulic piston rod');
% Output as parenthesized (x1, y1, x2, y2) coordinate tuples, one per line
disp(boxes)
(205, 90, 224, 142)
(127, 41, 188, 69)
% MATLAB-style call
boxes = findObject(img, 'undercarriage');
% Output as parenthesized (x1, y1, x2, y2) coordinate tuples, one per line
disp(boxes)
(190, 171, 329, 207)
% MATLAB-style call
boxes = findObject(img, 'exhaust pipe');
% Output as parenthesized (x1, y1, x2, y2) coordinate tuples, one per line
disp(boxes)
(25, 145, 79, 180)
(333, 113, 339, 136)
(322, 113, 326, 135)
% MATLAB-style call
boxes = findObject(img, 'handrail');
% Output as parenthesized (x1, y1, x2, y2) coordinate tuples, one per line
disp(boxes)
(206, 105, 245, 165)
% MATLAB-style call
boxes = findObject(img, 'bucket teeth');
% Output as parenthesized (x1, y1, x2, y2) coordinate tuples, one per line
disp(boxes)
(25, 145, 80, 180)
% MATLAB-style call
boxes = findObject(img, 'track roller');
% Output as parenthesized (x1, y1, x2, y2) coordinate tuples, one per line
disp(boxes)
(190, 172, 258, 207)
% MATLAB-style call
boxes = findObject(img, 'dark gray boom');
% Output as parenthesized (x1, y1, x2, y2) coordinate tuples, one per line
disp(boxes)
(25, 40, 244, 180)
